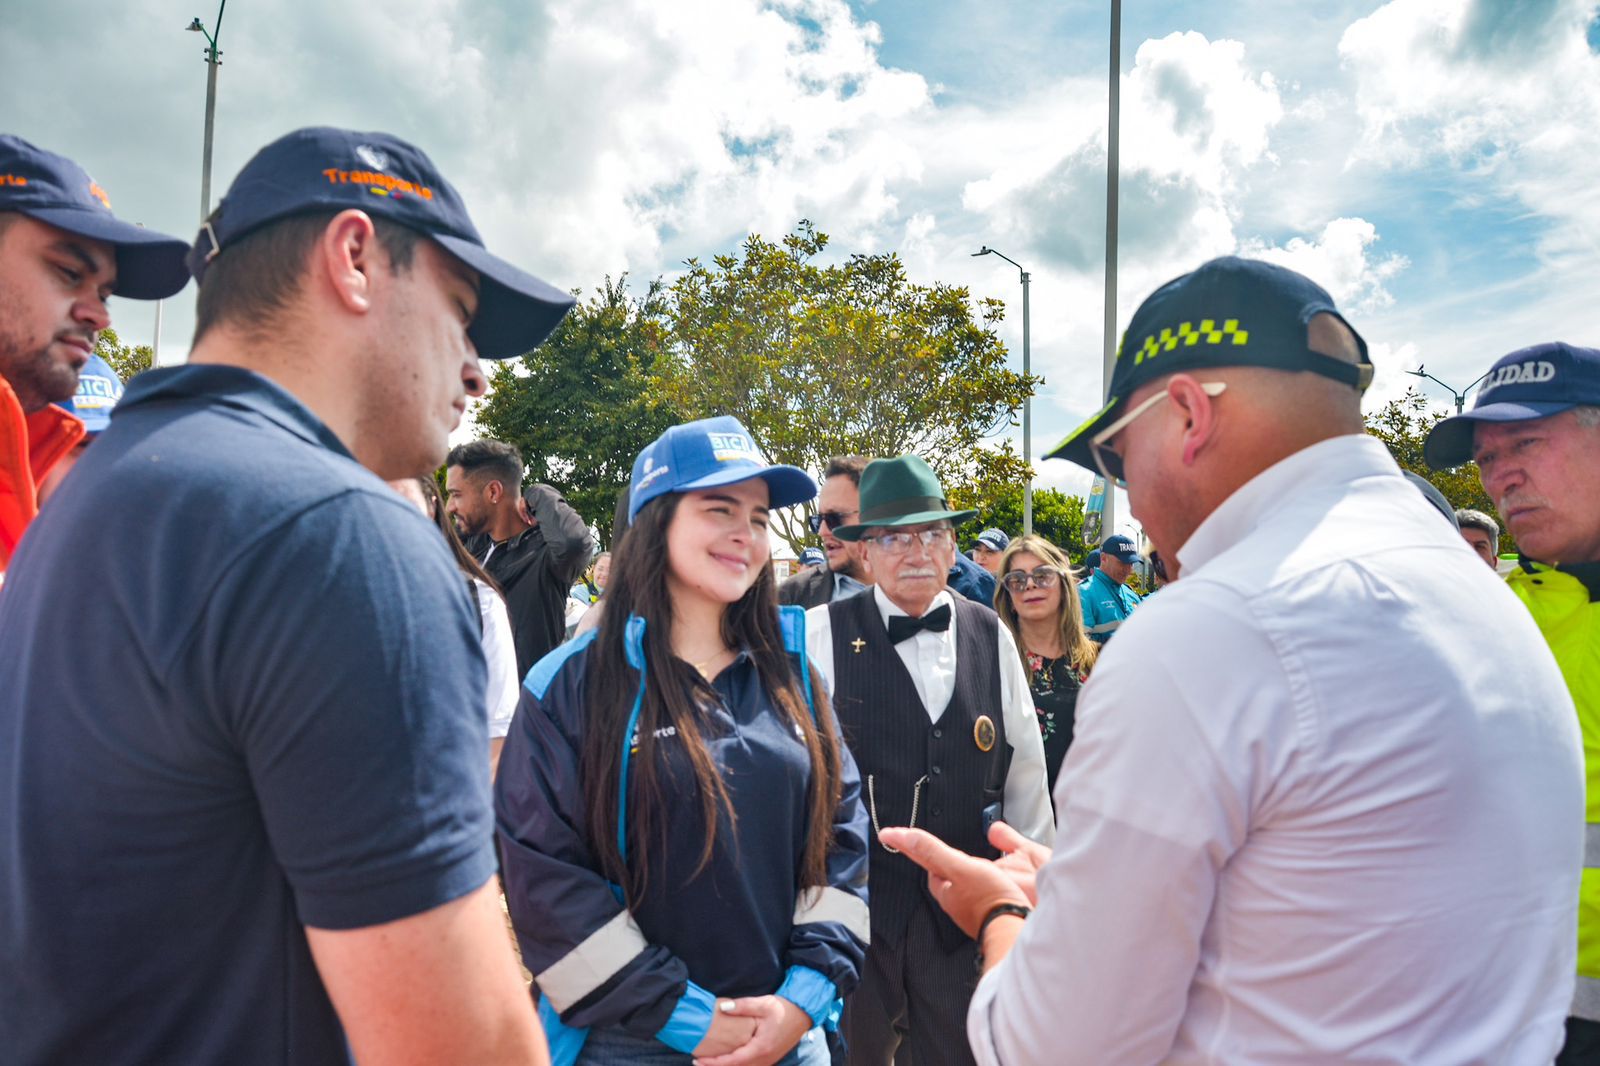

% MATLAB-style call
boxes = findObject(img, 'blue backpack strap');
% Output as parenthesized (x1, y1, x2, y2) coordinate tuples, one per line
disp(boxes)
(778, 604, 816, 721)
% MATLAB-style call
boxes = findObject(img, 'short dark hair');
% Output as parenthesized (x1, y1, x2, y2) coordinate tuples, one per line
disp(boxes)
(446, 439, 523, 489)
(192, 211, 423, 343)
(824, 455, 871, 486)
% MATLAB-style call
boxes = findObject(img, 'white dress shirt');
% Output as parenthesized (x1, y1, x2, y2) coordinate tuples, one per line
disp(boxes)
(807, 586, 1055, 847)
(968, 434, 1583, 1065)
(473, 579, 520, 739)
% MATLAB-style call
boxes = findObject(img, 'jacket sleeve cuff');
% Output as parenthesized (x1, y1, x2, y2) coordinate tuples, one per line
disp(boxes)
(776, 965, 837, 1026)
(654, 979, 717, 1053)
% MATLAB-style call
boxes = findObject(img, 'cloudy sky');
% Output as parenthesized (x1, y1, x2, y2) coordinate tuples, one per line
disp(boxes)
(6, 0, 1598, 531)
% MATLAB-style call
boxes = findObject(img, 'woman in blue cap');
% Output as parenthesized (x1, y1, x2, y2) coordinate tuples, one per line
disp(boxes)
(496, 415, 869, 1066)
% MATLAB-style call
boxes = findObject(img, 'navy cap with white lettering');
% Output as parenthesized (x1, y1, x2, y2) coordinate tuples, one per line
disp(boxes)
(1046, 257, 1372, 472)
(0, 135, 189, 300)
(187, 127, 575, 359)
(629, 415, 816, 522)
(1423, 342, 1600, 469)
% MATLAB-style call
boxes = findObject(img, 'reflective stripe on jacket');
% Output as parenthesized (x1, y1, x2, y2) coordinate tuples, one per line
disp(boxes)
(1509, 561, 1600, 1020)
(1079, 567, 1141, 643)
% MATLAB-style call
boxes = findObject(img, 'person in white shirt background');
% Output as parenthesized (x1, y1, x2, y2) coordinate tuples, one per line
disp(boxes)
(805, 453, 1051, 1066)
(391, 476, 520, 777)
(881, 256, 1584, 1066)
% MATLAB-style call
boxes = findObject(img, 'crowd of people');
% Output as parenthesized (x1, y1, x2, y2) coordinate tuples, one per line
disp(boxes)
(3, 124, 1600, 1066)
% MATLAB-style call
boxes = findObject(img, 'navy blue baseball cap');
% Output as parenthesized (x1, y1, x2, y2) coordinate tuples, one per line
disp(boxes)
(975, 528, 1010, 552)
(0, 135, 189, 300)
(187, 127, 575, 359)
(1102, 534, 1141, 563)
(629, 415, 816, 521)
(59, 353, 124, 434)
(1048, 256, 1372, 471)
(1423, 343, 1600, 469)
(799, 547, 826, 567)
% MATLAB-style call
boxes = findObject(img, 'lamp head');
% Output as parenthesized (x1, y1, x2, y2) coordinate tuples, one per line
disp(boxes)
(972, 246, 992, 257)
(187, 17, 204, 31)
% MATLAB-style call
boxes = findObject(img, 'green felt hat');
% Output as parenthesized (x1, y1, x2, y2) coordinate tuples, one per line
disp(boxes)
(831, 455, 977, 541)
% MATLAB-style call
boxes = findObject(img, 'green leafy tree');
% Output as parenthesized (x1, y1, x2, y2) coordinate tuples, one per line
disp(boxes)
(956, 482, 1089, 566)
(1365, 389, 1507, 553)
(94, 328, 152, 383)
(656, 221, 1037, 554)
(472, 277, 683, 546)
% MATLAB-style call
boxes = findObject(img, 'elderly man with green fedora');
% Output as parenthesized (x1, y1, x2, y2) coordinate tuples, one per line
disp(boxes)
(805, 454, 1053, 1066)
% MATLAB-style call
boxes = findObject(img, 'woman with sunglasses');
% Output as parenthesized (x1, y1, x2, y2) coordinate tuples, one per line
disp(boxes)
(992, 535, 1099, 792)
(496, 416, 869, 1066)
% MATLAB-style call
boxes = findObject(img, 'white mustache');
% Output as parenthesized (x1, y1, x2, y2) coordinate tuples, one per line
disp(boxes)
(1497, 490, 1552, 515)
(897, 567, 938, 578)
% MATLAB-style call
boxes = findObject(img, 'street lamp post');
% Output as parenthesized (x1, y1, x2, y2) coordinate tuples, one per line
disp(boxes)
(973, 246, 1033, 534)
(1406, 365, 1493, 415)
(187, 2, 228, 222)
(1101, 0, 1122, 540)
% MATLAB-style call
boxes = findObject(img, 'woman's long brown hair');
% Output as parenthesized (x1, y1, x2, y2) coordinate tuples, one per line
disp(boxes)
(581, 491, 843, 907)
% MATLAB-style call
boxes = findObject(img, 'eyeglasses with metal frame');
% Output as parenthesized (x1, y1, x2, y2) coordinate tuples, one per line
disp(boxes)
(1001, 566, 1064, 593)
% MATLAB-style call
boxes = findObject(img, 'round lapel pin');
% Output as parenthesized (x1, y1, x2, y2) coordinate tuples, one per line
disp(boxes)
(974, 714, 996, 752)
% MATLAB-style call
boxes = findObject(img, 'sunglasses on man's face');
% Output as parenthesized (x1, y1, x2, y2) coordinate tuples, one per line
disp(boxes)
(1089, 381, 1228, 488)
(807, 509, 858, 534)
(1002, 566, 1064, 593)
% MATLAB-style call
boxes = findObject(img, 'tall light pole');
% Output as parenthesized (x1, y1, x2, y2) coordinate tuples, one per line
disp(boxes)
(187, 3, 228, 222)
(973, 246, 1033, 534)
(1101, 0, 1122, 539)
(1407, 365, 1492, 415)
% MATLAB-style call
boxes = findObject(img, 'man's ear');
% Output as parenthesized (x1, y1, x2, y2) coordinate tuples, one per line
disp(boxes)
(316, 209, 380, 315)
(1168, 375, 1221, 468)
(485, 479, 502, 504)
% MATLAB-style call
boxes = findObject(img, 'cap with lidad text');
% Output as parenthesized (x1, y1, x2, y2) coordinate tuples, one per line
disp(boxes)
(59, 353, 125, 435)
(186, 127, 575, 359)
(1423, 343, 1600, 469)
(629, 415, 816, 522)
(1047, 256, 1372, 471)
(0, 135, 189, 300)
(975, 528, 1010, 552)
(1101, 534, 1141, 563)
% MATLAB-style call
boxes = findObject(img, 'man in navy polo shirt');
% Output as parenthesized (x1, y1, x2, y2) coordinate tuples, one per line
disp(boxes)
(0, 128, 574, 1064)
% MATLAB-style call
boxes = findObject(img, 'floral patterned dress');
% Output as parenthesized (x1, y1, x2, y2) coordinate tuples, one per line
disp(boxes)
(1027, 652, 1088, 793)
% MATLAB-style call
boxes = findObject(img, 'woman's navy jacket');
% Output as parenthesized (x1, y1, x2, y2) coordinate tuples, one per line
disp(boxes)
(495, 606, 870, 1054)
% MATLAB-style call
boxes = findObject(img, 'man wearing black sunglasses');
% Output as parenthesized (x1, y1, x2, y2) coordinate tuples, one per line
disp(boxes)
(781, 454, 874, 609)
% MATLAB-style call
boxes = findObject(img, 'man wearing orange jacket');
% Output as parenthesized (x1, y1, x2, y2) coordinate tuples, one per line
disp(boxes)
(1, 135, 188, 575)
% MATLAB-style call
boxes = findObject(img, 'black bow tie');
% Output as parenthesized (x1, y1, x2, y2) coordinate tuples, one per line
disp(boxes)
(887, 604, 951, 644)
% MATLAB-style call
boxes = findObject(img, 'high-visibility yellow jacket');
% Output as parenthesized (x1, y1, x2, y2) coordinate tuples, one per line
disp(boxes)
(1510, 560, 1600, 1020)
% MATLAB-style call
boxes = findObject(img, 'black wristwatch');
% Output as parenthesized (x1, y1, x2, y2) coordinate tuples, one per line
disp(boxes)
(974, 902, 1032, 973)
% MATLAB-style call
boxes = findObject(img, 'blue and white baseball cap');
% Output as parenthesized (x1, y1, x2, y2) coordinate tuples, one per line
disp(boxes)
(799, 547, 826, 567)
(629, 415, 816, 521)
(1424, 342, 1600, 469)
(186, 127, 575, 359)
(1102, 534, 1141, 563)
(59, 353, 124, 434)
(0, 135, 190, 300)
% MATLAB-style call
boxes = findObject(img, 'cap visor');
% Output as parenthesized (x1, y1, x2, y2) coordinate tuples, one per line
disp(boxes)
(24, 206, 190, 300)
(678, 462, 819, 512)
(832, 508, 979, 542)
(434, 234, 576, 360)
(1422, 400, 1576, 469)
(1045, 396, 1121, 471)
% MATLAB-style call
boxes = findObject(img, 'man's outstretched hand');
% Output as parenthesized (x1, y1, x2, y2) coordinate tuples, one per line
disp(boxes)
(878, 824, 1035, 938)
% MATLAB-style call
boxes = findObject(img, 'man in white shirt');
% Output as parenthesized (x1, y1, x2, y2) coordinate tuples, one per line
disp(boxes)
(806, 453, 1052, 1066)
(881, 256, 1584, 1065)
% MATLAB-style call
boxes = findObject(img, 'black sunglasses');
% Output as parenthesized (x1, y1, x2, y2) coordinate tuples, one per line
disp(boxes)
(807, 509, 858, 534)
(1001, 566, 1064, 592)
